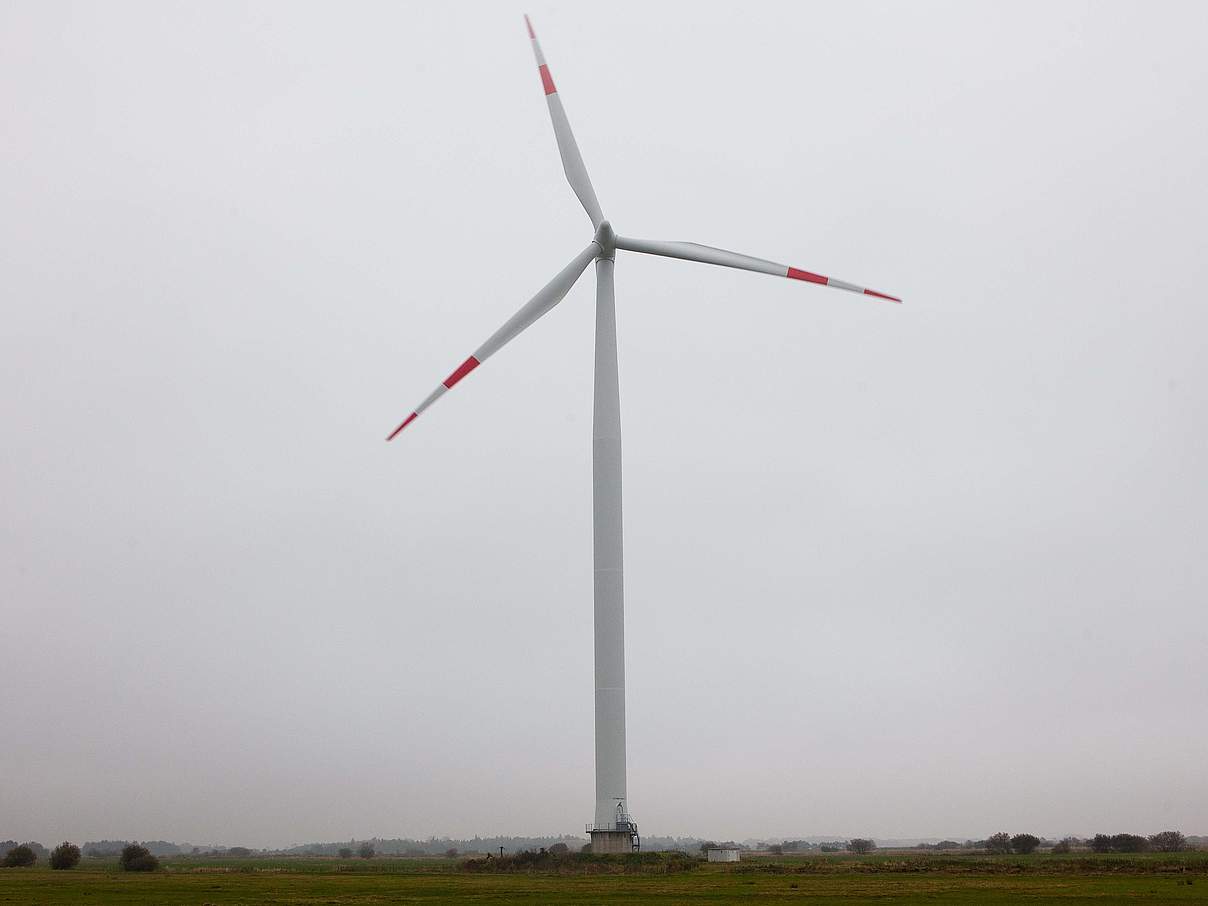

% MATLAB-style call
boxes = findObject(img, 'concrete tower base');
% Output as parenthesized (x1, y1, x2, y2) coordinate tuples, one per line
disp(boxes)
(589, 830, 635, 854)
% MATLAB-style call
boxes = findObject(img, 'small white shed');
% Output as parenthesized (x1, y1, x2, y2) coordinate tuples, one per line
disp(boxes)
(707, 848, 740, 862)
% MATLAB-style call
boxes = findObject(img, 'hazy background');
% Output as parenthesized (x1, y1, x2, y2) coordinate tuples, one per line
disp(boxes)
(2, 0, 1205, 849)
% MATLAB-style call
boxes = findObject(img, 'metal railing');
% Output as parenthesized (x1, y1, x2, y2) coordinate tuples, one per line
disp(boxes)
(585, 820, 637, 834)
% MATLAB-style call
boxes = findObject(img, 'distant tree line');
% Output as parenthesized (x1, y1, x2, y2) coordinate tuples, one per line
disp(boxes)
(697, 840, 747, 854)
(777, 840, 852, 853)
(82, 840, 183, 857)
(3, 829, 1194, 868)
(953, 831, 1188, 855)
(283, 835, 588, 857)
(703, 831, 1194, 857)
(1087, 831, 1187, 853)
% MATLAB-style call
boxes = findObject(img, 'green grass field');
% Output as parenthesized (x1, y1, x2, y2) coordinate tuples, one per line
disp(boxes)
(3, 852, 1207, 904)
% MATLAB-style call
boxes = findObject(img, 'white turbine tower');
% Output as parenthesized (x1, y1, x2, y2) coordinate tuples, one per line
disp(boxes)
(388, 16, 901, 854)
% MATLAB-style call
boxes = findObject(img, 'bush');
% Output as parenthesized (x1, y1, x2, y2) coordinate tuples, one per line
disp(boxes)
(1051, 839, 1072, 854)
(358, 843, 375, 859)
(226, 846, 252, 858)
(2, 845, 37, 867)
(445, 848, 460, 858)
(1089, 833, 1151, 853)
(848, 839, 876, 855)
(50, 843, 81, 870)
(1109, 833, 1149, 853)
(118, 844, 160, 872)
(1150, 831, 1186, 853)
(986, 832, 1012, 855)
(1011, 834, 1040, 855)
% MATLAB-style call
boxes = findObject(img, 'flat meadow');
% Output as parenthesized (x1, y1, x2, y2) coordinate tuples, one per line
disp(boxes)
(3, 851, 1208, 904)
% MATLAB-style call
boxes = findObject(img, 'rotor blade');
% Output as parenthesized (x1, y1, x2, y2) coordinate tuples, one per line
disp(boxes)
(613, 235, 901, 303)
(525, 15, 605, 229)
(387, 243, 600, 440)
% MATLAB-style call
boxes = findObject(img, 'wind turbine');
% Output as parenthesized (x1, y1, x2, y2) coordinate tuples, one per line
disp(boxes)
(387, 16, 901, 854)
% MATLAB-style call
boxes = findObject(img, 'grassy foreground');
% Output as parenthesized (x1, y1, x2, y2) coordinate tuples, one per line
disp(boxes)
(2, 852, 1207, 904)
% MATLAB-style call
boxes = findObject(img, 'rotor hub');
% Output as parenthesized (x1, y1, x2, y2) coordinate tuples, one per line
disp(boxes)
(593, 220, 616, 259)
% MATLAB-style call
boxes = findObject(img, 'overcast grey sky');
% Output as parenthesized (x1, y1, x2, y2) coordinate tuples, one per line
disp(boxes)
(3, 0, 1206, 849)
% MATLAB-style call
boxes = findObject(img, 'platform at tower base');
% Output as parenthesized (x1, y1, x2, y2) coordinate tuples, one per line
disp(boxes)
(589, 830, 635, 854)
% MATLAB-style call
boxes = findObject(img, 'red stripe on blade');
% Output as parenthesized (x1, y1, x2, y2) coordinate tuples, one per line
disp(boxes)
(525, 15, 535, 38)
(443, 355, 480, 389)
(539, 64, 556, 95)
(386, 412, 417, 441)
(787, 267, 827, 285)
(864, 288, 902, 303)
